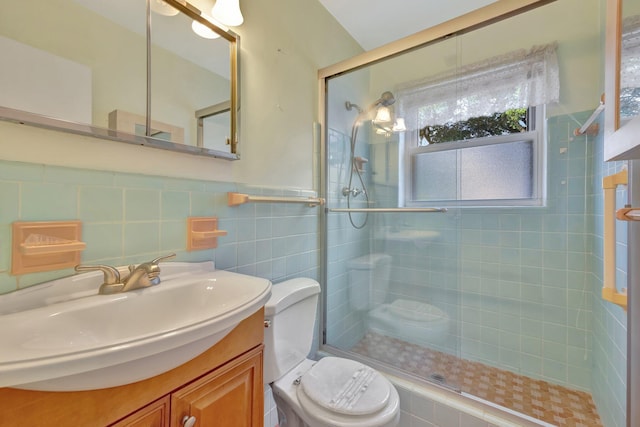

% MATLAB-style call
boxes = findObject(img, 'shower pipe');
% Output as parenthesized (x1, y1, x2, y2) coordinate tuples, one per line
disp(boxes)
(343, 91, 397, 229)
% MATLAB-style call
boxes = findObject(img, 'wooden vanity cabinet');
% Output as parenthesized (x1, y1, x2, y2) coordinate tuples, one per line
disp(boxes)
(0, 309, 265, 427)
(111, 397, 171, 427)
(171, 348, 263, 427)
(112, 347, 263, 427)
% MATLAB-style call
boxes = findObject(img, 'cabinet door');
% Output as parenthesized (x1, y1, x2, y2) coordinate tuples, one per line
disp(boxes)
(171, 348, 263, 427)
(110, 396, 170, 427)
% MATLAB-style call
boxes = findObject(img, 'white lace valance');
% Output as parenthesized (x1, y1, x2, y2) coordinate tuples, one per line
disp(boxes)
(396, 43, 559, 129)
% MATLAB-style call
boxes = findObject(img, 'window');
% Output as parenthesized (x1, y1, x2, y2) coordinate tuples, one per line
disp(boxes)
(398, 44, 558, 208)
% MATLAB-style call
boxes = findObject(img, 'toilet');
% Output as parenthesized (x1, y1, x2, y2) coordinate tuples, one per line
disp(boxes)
(264, 278, 400, 427)
(348, 253, 450, 346)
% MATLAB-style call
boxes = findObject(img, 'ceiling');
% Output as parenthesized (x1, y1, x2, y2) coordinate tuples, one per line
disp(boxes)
(317, 0, 498, 50)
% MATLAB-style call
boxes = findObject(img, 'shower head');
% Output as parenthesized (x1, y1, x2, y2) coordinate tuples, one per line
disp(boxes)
(345, 91, 396, 114)
(375, 91, 395, 107)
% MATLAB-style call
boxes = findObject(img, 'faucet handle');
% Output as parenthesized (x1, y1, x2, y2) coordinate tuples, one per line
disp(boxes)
(151, 253, 176, 265)
(75, 264, 121, 285)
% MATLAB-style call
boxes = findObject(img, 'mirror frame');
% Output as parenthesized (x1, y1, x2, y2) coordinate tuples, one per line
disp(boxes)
(0, 0, 240, 161)
(604, 0, 640, 161)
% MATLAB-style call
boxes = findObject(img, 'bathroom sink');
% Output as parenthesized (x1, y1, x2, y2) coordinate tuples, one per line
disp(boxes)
(0, 261, 271, 391)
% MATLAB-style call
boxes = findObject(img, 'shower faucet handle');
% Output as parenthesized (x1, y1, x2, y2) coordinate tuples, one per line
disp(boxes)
(342, 187, 363, 198)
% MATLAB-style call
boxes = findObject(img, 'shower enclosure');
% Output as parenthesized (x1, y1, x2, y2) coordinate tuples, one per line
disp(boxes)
(319, 2, 626, 426)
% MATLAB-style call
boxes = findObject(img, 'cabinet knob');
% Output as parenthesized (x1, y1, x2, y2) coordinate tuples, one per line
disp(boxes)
(182, 415, 197, 427)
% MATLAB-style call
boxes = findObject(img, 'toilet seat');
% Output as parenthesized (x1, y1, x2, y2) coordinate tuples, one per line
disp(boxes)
(299, 357, 391, 415)
(293, 357, 399, 427)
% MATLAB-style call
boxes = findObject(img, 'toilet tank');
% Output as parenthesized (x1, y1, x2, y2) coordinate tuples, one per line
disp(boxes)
(348, 253, 391, 311)
(263, 278, 321, 384)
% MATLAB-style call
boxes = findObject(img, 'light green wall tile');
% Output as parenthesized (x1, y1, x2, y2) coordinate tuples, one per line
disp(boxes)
(82, 223, 123, 261)
(161, 191, 190, 220)
(114, 173, 163, 189)
(0, 160, 43, 181)
(0, 273, 17, 294)
(79, 187, 123, 222)
(0, 182, 19, 223)
(21, 182, 78, 220)
(123, 222, 160, 256)
(543, 359, 567, 383)
(164, 177, 204, 191)
(160, 220, 187, 252)
(190, 191, 216, 216)
(43, 165, 113, 186)
(125, 189, 160, 221)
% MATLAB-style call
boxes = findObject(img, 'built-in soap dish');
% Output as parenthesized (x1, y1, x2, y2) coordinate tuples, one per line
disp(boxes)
(12, 221, 86, 275)
(187, 217, 227, 251)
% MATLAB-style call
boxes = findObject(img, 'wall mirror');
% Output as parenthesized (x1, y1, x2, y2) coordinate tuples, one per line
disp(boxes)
(604, 0, 640, 160)
(0, 0, 240, 160)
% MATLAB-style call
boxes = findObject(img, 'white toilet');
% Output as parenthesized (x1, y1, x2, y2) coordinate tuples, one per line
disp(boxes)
(264, 278, 400, 427)
(348, 254, 451, 346)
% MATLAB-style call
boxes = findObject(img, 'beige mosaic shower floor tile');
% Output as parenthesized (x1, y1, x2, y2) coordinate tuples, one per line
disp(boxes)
(352, 332, 602, 427)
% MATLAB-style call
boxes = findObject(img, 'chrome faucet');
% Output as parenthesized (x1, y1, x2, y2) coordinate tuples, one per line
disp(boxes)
(75, 253, 176, 295)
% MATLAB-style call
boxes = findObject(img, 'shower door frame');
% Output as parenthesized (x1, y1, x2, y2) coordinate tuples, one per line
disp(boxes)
(316, 0, 557, 377)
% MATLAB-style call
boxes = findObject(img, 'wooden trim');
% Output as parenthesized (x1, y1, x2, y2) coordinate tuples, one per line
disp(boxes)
(0, 308, 264, 427)
(604, 0, 622, 138)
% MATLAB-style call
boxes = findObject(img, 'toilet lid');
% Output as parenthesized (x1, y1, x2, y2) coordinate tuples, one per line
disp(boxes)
(389, 299, 446, 322)
(299, 357, 391, 416)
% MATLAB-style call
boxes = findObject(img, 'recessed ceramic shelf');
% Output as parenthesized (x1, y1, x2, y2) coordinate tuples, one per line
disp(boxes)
(187, 217, 227, 251)
(12, 221, 86, 274)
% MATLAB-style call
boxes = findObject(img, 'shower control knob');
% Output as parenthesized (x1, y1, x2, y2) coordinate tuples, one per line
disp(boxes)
(342, 187, 363, 197)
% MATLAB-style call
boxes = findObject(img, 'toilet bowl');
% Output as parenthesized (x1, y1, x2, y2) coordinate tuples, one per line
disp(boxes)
(369, 299, 450, 346)
(264, 278, 400, 427)
(348, 254, 451, 346)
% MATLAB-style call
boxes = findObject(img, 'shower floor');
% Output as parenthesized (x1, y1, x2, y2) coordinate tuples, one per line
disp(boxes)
(352, 332, 602, 427)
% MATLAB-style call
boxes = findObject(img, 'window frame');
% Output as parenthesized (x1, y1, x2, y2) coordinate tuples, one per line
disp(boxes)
(400, 106, 546, 208)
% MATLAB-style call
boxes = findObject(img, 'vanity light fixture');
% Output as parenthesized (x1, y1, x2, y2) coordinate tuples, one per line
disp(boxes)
(211, 0, 244, 27)
(191, 16, 221, 39)
(150, 0, 179, 16)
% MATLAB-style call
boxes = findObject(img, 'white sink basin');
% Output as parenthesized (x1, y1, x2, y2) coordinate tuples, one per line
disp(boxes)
(0, 261, 271, 391)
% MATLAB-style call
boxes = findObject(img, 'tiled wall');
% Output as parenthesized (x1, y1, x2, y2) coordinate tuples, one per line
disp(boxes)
(325, 127, 373, 349)
(325, 111, 629, 427)
(0, 159, 319, 294)
(589, 121, 628, 427)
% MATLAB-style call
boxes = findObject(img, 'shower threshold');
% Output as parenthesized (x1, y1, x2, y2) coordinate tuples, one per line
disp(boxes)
(351, 331, 602, 427)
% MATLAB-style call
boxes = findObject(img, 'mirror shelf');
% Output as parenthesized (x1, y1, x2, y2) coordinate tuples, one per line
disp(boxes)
(0, 106, 239, 161)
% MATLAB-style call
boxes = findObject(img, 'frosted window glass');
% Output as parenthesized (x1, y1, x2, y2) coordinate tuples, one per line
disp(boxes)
(460, 140, 533, 200)
(413, 150, 457, 200)
(411, 139, 534, 203)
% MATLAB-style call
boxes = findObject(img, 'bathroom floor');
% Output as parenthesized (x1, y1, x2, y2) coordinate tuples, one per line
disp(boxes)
(352, 332, 602, 427)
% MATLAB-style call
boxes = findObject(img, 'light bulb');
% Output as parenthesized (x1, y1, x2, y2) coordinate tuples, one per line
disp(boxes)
(192, 17, 221, 39)
(211, 0, 244, 27)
